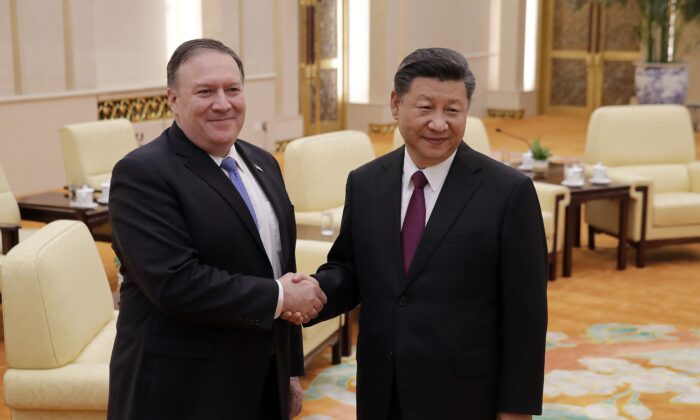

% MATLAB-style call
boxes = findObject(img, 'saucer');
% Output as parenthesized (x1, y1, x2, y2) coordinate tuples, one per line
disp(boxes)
(70, 201, 98, 209)
(561, 179, 585, 187)
(518, 164, 533, 171)
(96, 198, 109, 205)
(590, 177, 611, 185)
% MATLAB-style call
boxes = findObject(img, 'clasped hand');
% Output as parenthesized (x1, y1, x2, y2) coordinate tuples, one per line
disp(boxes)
(279, 273, 326, 325)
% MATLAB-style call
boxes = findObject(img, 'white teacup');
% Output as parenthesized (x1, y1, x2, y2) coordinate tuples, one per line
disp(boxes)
(592, 162, 608, 181)
(75, 186, 94, 206)
(565, 165, 583, 184)
(520, 151, 533, 169)
(100, 180, 111, 203)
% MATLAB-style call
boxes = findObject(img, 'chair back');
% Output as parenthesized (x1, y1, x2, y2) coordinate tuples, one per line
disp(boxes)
(284, 130, 375, 212)
(296, 239, 332, 274)
(60, 119, 137, 188)
(392, 116, 491, 155)
(0, 163, 20, 225)
(1, 220, 114, 369)
(584, 104, 695, 166)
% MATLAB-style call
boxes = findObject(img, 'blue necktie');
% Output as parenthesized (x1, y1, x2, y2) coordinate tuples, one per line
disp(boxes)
(221, 157, 259, 227)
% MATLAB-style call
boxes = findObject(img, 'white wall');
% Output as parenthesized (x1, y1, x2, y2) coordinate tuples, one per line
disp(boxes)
(94, 0, 168, 89)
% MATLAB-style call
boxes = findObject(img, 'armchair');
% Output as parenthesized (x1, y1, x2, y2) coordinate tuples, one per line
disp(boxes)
(59, 118, 138, 189)
(1, 220, 117, 419)
(583, 104, 700, 267)
(284, 130, 375, 240)
(296, 239, 343, 365)
(393, 116, 569, 279)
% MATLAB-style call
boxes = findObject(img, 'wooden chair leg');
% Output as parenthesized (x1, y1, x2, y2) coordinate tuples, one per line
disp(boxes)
(331, 341, 341, 364)
(636, 241, 646, 268)
(588, 225, 596, 250)
(548, 252, 557, 281)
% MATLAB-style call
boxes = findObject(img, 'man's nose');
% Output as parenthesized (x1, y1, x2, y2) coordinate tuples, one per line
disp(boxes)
(428, 113, 448, 131)
(211, 90, 232, 111)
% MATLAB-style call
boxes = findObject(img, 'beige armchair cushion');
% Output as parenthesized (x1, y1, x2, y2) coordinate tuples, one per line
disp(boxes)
(295, 239, 342, 359)
(2, 220, 116, 419)
(654, 193, 700, 227)
(60, 119, 137, 189)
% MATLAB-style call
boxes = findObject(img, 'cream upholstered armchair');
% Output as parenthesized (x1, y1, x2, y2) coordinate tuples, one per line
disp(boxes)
(296, 239, 344, 365)
(0, 163, 40, 258)
(60, 118, 138, 189)
(394, 116, 570, 280)
(0, 164, 23, 256)
(284, 130, 375, 240)
(2, 220, 117, 419)
(584, 104, 700, 267)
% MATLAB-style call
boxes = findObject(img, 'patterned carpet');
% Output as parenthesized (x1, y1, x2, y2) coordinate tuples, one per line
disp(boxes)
(298, 323, 700, 419)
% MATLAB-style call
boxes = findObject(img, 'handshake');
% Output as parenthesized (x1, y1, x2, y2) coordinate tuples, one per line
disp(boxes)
(279, 272, 326, 325)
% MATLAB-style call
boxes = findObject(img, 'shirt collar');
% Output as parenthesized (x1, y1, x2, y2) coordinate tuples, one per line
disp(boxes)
(402, 148, 457, 192)
(209, 145, 247, 173)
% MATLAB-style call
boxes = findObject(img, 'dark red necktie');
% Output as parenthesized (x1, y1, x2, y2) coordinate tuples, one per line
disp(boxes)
(402, 171, 428, 273)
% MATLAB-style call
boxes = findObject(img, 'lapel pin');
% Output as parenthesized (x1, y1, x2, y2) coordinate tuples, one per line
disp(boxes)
(254, 164, 264, 172)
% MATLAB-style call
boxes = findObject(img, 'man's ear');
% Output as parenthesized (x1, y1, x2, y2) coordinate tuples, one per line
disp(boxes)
(167, 88, 178, 115)
(390, 90, 400, 121)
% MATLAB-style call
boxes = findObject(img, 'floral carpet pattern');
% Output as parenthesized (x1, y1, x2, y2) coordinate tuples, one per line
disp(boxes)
(299, 324, 700, 419)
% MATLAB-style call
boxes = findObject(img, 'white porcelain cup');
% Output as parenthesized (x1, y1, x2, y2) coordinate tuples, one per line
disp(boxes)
(565, 165, 583, 183)
(592, 162, 608, 181)
(100, 180, 110, 203)
(521, 151, 533, 168)
(75, 186, 94, 206)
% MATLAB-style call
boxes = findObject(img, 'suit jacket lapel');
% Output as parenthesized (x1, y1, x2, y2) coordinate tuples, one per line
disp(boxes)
(169, 125, 266, 255)
(236, 141, 292, 268)
(375, 148, 405, 288)
(403, 142, 484, 292)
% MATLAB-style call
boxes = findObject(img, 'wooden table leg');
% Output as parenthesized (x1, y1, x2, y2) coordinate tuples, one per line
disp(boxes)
(573, 205, 581, 247)
(617, 195, 629, 270)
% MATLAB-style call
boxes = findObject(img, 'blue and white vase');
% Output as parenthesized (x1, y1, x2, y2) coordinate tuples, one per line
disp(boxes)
(634, 62, 689, 104)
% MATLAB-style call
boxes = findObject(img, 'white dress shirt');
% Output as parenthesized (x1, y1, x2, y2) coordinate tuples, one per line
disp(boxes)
(210, 146, 285, 318)
(400, 149, 458, 227)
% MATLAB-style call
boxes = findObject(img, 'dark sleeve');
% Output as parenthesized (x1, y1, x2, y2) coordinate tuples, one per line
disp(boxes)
(110, 155, 279, 330)
(497, 176, 549, 414)
(312, 171, 361, 323)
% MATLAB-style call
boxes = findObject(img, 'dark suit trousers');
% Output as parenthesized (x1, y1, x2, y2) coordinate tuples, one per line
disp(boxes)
(257, 358, 281, 420)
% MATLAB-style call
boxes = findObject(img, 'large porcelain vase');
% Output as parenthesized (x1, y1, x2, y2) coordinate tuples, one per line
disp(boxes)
(634, 62, 690, 104)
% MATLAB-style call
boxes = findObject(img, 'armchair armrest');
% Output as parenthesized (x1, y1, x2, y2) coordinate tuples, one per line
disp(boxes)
(0, 223, 20, 255)
(688, 161, 700, 193)
(533, 182, 570, 209)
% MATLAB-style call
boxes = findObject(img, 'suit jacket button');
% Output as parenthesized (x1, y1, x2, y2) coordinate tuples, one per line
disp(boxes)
(387, 351, 394, 360)
(398, 296, 407, 306)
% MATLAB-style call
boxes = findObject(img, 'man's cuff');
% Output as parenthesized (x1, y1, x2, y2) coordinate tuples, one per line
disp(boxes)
(274, 279, 284, 318)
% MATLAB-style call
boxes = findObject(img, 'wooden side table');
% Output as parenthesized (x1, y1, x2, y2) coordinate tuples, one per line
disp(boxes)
(523, 164, 630, 277)
(17, 191, 111, 242)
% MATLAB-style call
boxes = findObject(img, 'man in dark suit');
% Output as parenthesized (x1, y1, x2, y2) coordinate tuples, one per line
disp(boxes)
(107, 39, 326, 420)
(292, 48, 548, 419)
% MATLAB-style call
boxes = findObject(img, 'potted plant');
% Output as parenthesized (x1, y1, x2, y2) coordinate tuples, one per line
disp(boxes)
(531, 139, 552, 173)
(574, 0, 700, 103)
